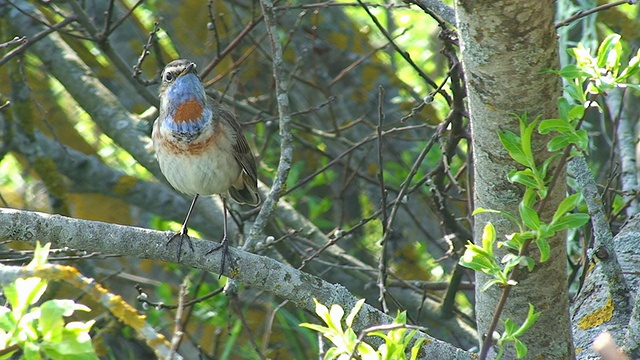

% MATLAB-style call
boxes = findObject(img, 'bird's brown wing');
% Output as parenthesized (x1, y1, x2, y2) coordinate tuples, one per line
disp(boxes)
(215, 103, 260, 206)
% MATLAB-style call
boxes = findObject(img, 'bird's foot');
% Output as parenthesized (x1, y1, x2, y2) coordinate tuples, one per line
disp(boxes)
(166, 227, 194, 262)
(206, 235, 229, 278)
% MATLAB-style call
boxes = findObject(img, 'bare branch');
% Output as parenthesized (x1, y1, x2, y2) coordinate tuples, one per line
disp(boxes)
(244, 0, 295, 250)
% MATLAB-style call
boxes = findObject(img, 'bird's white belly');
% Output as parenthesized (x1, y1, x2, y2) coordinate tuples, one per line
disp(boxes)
(156, 149, 241, 196)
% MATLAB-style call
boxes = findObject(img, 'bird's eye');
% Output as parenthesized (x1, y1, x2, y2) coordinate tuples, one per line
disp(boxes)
(163, 72, 175, 82)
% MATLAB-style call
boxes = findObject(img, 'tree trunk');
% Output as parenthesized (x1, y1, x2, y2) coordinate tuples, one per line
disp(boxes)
(456, 1, 573, 358)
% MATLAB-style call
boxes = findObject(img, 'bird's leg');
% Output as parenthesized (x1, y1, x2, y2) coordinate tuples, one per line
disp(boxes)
(167, 194, 199, 261)
(206, 196, 230, 278)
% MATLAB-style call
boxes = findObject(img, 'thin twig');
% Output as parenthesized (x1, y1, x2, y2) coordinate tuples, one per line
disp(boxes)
(0, 36, 26, 49)
(243, 0, 294, 252)
(207, 0, 222, 58)
(135, 284, 224, 310)
(67, 0, 158, 105)
(100, 0, 116, 39)
(132, 22, 161, 82)
(167, 281, 188, 358)
(103, 0, 145, 38)
(355, 0, 451, 105)
(229, 295, 268, 360)
(376, 86, 389, 314)
(200, 17, 263, 79)
(554, 0, 635, 28)
(0, 16, 77, 68)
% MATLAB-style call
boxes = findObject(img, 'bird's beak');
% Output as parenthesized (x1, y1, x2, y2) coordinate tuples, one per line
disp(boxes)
(181, 62, 197, 77)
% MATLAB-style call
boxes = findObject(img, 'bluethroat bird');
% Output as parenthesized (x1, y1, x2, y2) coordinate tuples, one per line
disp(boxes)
(153, 59, 260, 270)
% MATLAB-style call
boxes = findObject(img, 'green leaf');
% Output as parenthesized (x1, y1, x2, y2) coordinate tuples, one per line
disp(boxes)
(522, 188, 538, 208)
(481, 223, 496, 258)
(573, 129, 589, 151)
(324, 347, 340, 360)
(23, 341, 42, 360)
(357, 342, 377, 358)
(539, 154, 561, 184)
(567, 105, 585, 122)
(519, 202, 540, 231)
(538, 119, 573, 134)
(345, 299, 365, 328)
(597, 34, 621, 69)
(410, 338, 426, 360)
(550, 213, 590, 232)
(300, 323, 329, 333)
(564, 81, 587, 103)
(472, 208, 521, 228)
(5, 277, 47, 319)
(520, 116, 540, 166)
(30, 242, 51, 267)
(501, 254, 523, 273)
(514, 304, 541, 336)
(547, 135, 572, 152)
(503, 318, 517, 336)
(557, 97, 571, 119)
(508, 170, 539, 188)
(499, 130, 528, 166)
(617, 49, 640, 81)
(557, 64, 589, 79)
(328, 304, 345, 333)
(514, 339, 528, 358)
(553, 193, 581, 221)
(501, 232, 534, 251)
(460, 248, 497, 273)
(535, 238, 550, 262)
(481, 279, 504, 292)
(40, 320, 98, 360)
(0, 307, 14, 331)
(523, 256, 535, 271)
(472, 207, 495, 215)
(623, 83, 640, 91)
(40, 300, 90, 343)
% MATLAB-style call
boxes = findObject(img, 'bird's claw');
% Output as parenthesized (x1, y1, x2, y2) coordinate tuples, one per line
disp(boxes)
(206, 236, 229, 279)
(166, 229, 194, 262)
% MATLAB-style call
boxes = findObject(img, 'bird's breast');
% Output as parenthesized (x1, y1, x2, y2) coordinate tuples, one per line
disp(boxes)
(153, 119, 242, 196)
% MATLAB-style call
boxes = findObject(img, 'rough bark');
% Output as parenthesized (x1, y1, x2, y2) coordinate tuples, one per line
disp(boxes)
(567, 155, 635, 359)
(456, 1, 573, 358)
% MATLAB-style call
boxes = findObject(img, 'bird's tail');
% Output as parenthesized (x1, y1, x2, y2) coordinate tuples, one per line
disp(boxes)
(229, 172, 260, 206)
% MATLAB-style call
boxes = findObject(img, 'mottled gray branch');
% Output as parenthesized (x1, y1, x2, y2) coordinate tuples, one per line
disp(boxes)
(568, 156, 627, 291)
(571, 215, 640, 359)
(0, 208, 473, 360)
(412, 0, 456, 24)
(245, 0, 295, 250)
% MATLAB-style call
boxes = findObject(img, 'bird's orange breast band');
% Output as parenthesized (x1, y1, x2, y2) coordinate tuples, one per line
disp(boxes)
(173, 99, 204, 123)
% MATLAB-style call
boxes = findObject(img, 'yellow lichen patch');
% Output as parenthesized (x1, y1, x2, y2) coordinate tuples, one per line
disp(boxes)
(577, 296, 613, 329)
(360, 65, 380, 93)
(575, 347, 582, 354)
(147, 334, 170, 347)
(327, 32, 348, 51)
(108, 294, 147, 329)
(113, 175, 138, 196)
(228, 265, 240, 279)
